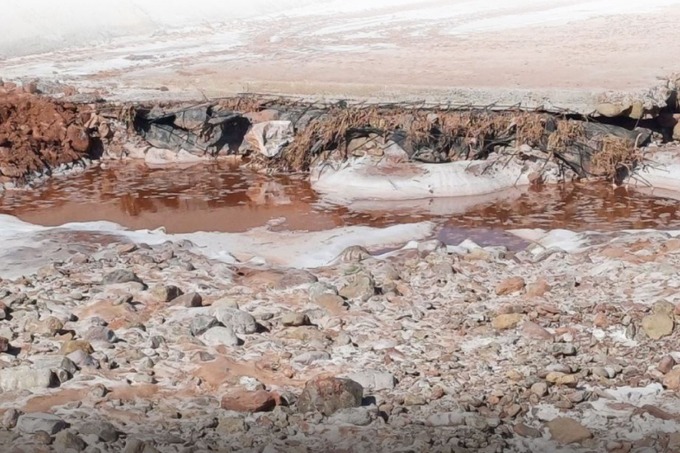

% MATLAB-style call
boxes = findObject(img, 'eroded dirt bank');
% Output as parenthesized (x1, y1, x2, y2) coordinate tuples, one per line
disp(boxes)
(2, 77, 679, 193)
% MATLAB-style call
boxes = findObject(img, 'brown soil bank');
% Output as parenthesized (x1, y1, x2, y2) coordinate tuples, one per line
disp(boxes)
(0, 83, 99, 182)
(0, 83, 678, 185)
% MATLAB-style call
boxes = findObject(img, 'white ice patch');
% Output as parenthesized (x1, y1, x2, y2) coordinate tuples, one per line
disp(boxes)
(508, 228, 586, 253)
(311, 156, 530, 202)
(0, 214, 435, 278)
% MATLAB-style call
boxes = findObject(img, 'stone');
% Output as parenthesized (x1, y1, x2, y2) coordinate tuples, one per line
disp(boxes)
(297, 376, 363, 416)
(662, 367, 680, 390)
(123, 438, 158, 453)
(641, 313, 674, 340)
(313, 294, 348, 313)
(547, 417, 593, 444)
(84, 326, 117, 343)
(653, 300, 675, 315)
(201, 326, 240, 347)
(492, 313, 523, 330)
(495, 277, 526, 295)
(659, 355, 676, 374)
(0, 336, 9, 353)
(30, 316, 64, 336)
(531, 382, 549, 397)
(102, 270, 142, 285)
(60, 340, 94, 355)
(344, 371, 396, 391)
(17, 413, 67, 434)
(526, 279, 551, 297)
(0, 367, 54, 391)
(2, 409, 20, 429)
(327, 407, 374, 426)
(596, 102, 629, 117)
(245, 120, 294, 158)
(54, 430, 86, 451)
(521, 321, 553, 340)
(173, 292, 203, 307)
(417, 239, 446, 257)
(220, 390, 277, 413)
(292, 351, 331, 365)
(552, 343, 577, 356)
(152, 285, 183, 302)
(281, 312, 310, 327)
(425, 412, 468, 427)
(514, 423, 542, 438)
(190, 315, 219, 336)
(339, 273, 376, 302)
(78, 421, 119, 442)
(214, 308, 258, 334)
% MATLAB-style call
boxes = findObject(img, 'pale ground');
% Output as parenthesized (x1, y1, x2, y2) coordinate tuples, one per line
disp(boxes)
(1, 0, 679, 111)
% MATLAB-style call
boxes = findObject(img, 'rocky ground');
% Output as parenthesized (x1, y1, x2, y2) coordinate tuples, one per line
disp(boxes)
(1, 225, 680, 452)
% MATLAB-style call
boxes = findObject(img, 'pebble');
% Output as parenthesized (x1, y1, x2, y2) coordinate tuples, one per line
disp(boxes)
(102, 269, 142, 285)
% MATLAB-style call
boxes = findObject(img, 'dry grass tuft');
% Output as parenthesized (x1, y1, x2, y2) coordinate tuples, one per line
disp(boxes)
(590, 136, 640, 179)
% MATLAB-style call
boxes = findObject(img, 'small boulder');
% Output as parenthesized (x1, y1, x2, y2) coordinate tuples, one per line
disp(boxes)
(546, 417, 592, 444)
(17, 413, 67, 435)
(297, 376, 363, 416)
(220, 390, 277, 413)
(495, 277, 526, 296)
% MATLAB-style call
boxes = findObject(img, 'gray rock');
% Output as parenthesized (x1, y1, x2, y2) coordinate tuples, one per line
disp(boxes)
(0, 366, 54, 391)
(417, 239, 446, 257)
(67, 350, 99, 369)
(297, 376, 363, 416)
(123, 437, 159, 453)
(214, 308, 257, 334)
(308, 282, 338, 302)
(281, 312, 310, 327)
(2, 408, 20, 429)
(344, 371, 396, 391)
(84, 326, 117, 343)
(173, 292, 203, 307)
(151, 285, 183, 302)
(327, 407, 375, 426)
(552, 343, 577, 357)
(78, 420, 119, 442)
(31, 356, 78, 375)
(101, 270, 142, 285)
(190, 315, 219, 336)
(17, 413, 67, 434)
(425, 412, 469, 427)
(201, 326, 240, 347)
(54, 430, 86, 451)
(339, 273, 376, 302)
(292, 351, 331, 365)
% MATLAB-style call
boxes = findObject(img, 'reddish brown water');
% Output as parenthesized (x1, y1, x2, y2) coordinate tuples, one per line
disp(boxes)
(1, 161, 680, 248)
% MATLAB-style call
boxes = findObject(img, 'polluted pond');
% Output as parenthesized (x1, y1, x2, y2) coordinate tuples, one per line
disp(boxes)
(3, 80, 680, 452)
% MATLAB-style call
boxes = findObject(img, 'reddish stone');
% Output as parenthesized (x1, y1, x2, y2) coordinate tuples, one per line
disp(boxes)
(220, 390, 277, 413)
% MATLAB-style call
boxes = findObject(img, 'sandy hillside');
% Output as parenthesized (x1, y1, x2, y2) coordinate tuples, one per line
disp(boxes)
(0, 0, 679, 110)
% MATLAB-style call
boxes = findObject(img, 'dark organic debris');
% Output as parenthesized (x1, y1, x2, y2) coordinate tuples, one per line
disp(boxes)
(133, 103, 251, 157)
